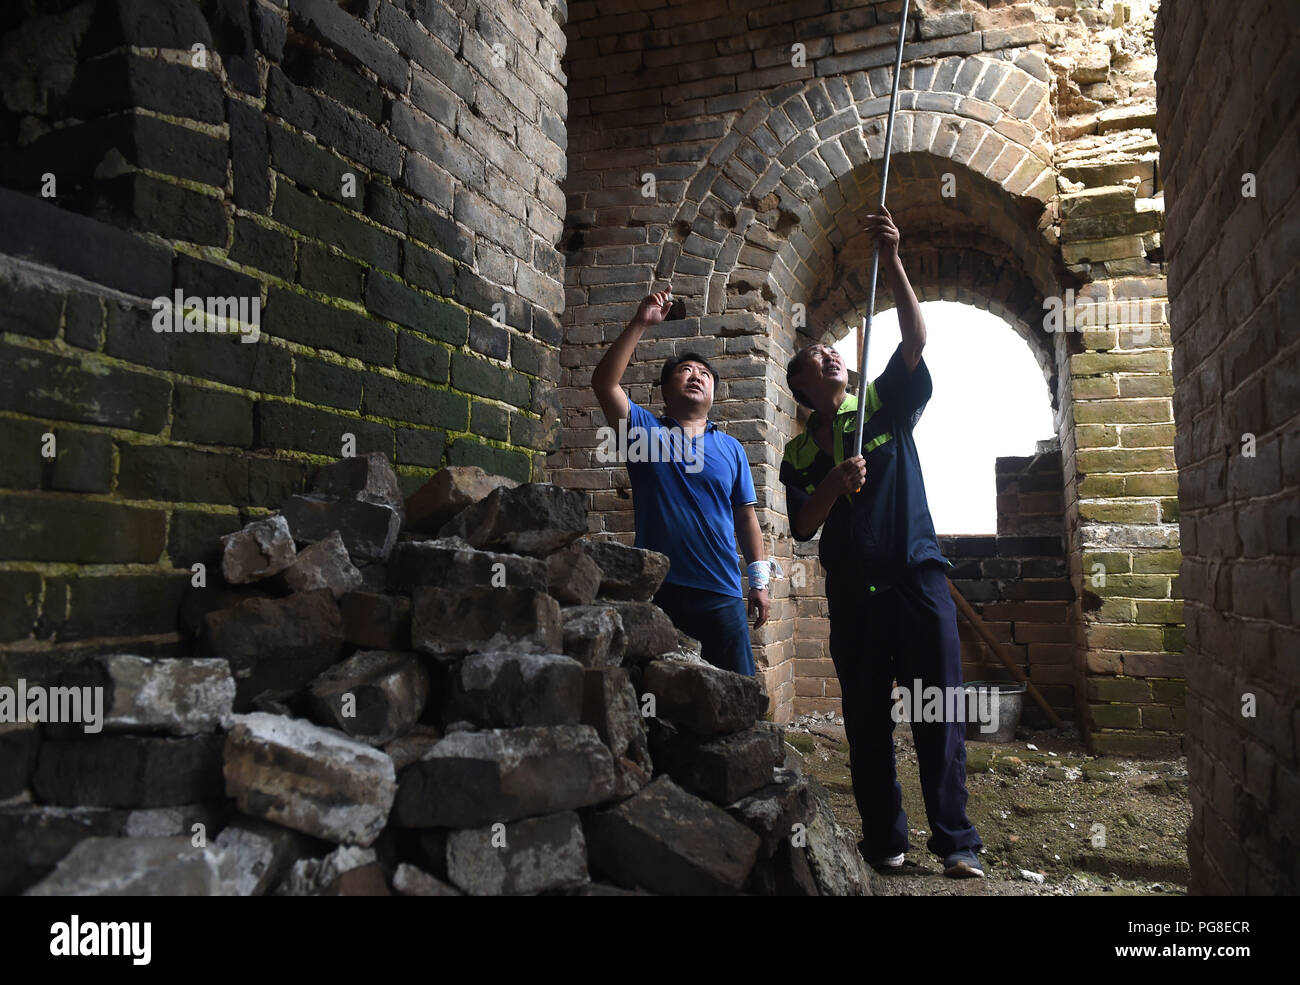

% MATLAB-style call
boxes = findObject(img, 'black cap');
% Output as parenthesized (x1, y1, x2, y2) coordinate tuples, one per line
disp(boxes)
(659, 351, 719, 389)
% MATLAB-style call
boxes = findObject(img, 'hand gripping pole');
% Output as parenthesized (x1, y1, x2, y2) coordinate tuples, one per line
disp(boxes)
(852, 0, 911, 458)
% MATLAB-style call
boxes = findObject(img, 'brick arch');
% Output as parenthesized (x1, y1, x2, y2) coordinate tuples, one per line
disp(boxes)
(646, 57, 1068, 422)
(809, 242, 1060, 411)
(647, 56, 1069, 406)
(652, 53, 1058, 304)
(800, 160, 1071, 407)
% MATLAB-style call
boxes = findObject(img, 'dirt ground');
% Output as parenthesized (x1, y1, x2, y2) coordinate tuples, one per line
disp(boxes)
(785, 714, 1192, 896)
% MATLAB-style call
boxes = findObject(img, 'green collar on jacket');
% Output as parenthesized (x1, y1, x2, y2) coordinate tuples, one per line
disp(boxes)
(786, 385, 889, 469)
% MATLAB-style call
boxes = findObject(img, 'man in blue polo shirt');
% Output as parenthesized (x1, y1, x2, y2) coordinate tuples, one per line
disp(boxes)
(592, 290, 771, 676)
(780, 206, 984, 879)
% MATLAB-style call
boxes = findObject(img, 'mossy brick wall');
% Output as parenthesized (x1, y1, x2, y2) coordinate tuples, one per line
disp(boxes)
(996, 447, 1183, 740)
(554, 0, 1183, 733)
(1157, 0, 1300, 894)
(0, 0, 569, 656)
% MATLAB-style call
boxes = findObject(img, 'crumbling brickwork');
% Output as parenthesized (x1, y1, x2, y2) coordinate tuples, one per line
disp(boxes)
(1156, 0, 1299, 894)
(3, 455, 872, 896)
(0, 0, 569, 655)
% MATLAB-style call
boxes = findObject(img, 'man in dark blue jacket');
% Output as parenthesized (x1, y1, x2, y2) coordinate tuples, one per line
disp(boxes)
(780, 207, 984, 878)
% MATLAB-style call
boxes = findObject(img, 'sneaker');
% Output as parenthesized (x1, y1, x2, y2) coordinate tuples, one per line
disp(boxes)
(858, 840, 907, 871)
(943, 849, 984, 879)
(876, 851, 906, 870)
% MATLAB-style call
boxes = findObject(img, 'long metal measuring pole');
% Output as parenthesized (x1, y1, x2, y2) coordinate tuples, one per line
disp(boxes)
(852, 0, 911, 457)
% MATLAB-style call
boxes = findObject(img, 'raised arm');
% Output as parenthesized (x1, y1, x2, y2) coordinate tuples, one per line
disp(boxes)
(868, 205, 926, 372)
(591, 290, 672, 425)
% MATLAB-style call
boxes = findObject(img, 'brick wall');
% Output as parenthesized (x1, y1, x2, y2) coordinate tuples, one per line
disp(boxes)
(950, 533, 1074, 728)
(0, 0, 569, 656)
(556, 0, 1183, 733)
(1157, 0, 1300, 894)
(953, 449, 1074, 727)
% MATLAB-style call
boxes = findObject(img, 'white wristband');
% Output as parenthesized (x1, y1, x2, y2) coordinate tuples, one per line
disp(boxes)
(747, 559, 783, 590)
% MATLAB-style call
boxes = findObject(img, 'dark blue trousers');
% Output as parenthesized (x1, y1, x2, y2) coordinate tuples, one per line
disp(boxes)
(653, 582, 756, 676)
(825, 560, 982, 860)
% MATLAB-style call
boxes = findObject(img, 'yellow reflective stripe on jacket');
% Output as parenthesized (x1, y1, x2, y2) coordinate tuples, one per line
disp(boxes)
(860, 382, 882, 419)
(832, 389, 888, 465)
(782, 431, 818, 470)
(862, 431, 893, 454)
(831, 393, 858, 465)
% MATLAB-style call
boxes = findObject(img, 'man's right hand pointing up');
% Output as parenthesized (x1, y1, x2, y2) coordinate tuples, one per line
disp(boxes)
(631, 290, 673, 328)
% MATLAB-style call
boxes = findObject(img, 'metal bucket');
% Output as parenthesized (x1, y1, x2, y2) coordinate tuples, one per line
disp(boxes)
(962, 680, 1026, 743)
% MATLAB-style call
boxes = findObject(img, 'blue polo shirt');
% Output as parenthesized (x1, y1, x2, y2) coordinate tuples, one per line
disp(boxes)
(623, 400, 756, 599)
(780, 343, 949, 583)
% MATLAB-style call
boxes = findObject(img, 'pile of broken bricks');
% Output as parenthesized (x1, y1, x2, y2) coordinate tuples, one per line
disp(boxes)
(3, 453, 871, 896)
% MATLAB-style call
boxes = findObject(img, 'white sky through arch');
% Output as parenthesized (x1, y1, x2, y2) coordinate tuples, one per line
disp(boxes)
(832, 300, 1056, 534)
